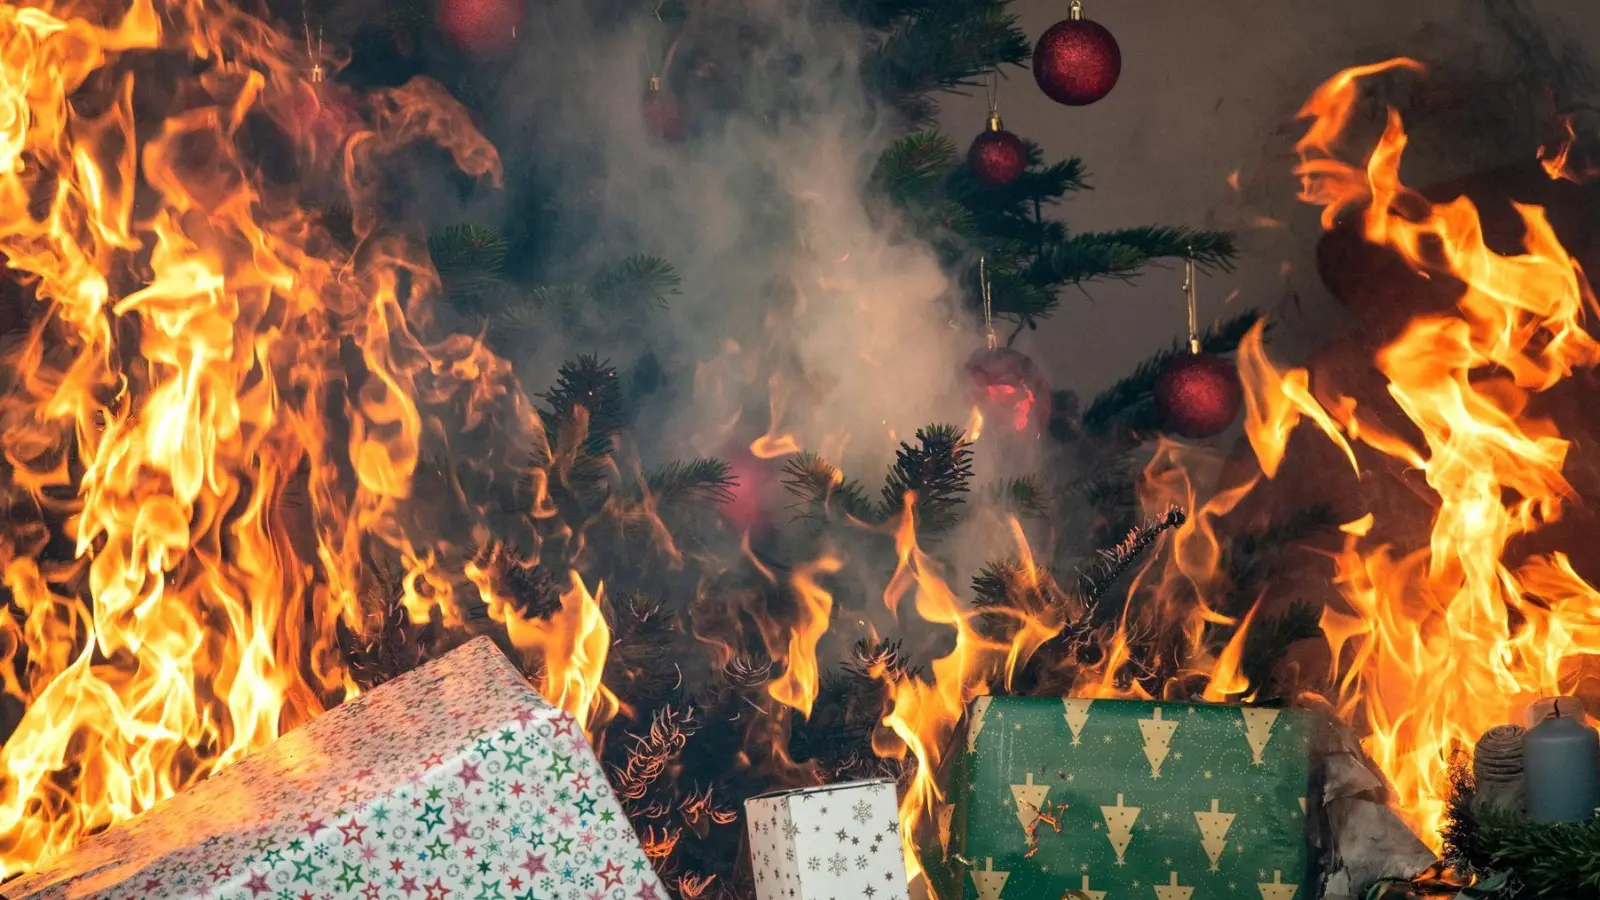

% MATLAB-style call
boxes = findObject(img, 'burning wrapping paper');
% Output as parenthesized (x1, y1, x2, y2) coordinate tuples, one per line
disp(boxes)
(1362, 867, 1509, 900)
(1311, 714, 1438, 900)
(744, 778, 909, 900)
(926, 697, 1314, 900)
(3, 637, 665, 900)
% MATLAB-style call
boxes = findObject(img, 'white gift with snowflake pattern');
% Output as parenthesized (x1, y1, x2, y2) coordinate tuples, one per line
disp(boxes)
(743, 778, 909, 900)
(5, 637, 666, 900)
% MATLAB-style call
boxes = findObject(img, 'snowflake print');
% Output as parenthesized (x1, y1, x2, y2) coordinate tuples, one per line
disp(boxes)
(827, 854, 848, 876)
(851, 799, 873, 825)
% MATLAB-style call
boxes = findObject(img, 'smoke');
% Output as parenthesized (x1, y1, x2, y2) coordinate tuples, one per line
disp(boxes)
(376, 0, 982, 483)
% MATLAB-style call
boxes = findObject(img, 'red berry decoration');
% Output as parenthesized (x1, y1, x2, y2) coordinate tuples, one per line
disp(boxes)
(1153, 351, 1242, 439)
(965, 346, 1051, 437)
(437, 0, 523, 53)
(967, 114, 1027, 186)
(643, 80, 685, 143)
(1032, 1, 1121, 107)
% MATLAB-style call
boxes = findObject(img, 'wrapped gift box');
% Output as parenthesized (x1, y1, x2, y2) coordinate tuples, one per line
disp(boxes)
(5, 636, 666, 900)
(932, 697, 1315, 900)
(745, 777, 909, 900)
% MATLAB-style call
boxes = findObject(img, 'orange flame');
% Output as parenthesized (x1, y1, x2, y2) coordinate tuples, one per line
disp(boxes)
(750, 372, 801, 459)
(876, 497, 1060, 888)
(0, 0, 574, 876)
(478, 564, 620, 737)
(1238, 57, 1600, 842)
(767, 552, 844, 718)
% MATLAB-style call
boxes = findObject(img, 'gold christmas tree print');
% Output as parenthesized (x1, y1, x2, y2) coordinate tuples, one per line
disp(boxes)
(1063, 698, 1093, 746)
(969, 857, 1009, 900)
(937, 801, 954, 854)
(1242, 707, 1281, 765)
(1074, 874, 1107, 900)
(967, 696, 994, 752)
(1138, 707, 1178, 778)
(1010, 773, 1051, 833)
(1099, 793, 1141, 865)
(1193, 799, 1236, 871)
(1154, 872, 1194, 900)
(1258, 870, 1298, 900)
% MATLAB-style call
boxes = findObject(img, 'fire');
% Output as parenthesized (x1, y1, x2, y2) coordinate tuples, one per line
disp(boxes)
(10, 0, 1591, 888)
(1234, 57, 1600, 841)
(479, 564, 620, 736)
(0, 0, 607, 877)
(767, 552, 844, 718)
(982, 382, 1034, 433)
(875, 496, 1061, 885)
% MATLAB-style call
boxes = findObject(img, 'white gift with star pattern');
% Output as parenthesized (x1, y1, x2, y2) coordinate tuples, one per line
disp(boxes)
(744, 778, 910, 900)
(5, 637, 666, 900)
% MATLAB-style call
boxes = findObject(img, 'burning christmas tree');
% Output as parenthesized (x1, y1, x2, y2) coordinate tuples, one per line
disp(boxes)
(2, 0, 1599, 897)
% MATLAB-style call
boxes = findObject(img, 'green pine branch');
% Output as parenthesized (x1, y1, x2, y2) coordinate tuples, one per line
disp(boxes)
(780, 452, 878, 522)
(862, 3, 1030, 125)
(872, 131, 961, 206)
(970, 556, 1059, 610)
(881, 424, 974, 533)
(1447, 778, 1600, 896)
(540, 355, 625, 462)
(952, 150, 1088, 220)
(429, 223, 508, 275)
(1028, 226, 1237, 289)
(1238, 602, 1323, 700)
(593, 255, 681, 308)
(981, 475, 1050, 519)
(645, 458, 737, 508)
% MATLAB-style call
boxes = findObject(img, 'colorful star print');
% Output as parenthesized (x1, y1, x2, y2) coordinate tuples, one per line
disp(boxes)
(4, 638, 666, 900)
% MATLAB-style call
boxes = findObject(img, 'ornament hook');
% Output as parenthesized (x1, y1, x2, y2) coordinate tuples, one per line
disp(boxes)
(980, 256, 997, 350)
(985, 68, 1002, 130)
(1068, 0, 1083, 21)
(301, 0, 324, 83)
(1182, 248, 1200, 354)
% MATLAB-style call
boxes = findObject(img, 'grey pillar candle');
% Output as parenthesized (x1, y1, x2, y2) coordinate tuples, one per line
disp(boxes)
(1523, 698, 1600, 822)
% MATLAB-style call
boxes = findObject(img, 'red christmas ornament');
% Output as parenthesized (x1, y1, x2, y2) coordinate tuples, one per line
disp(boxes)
(1153, 351, 1242, 439)
(437, 0, 523, 53)
(280, 80, 360, 151)
(965, 346, 1050, 437)
(1032, 1, 1121, 107)
(643, 79, 685, 143)
(967, 113, 1027, 186)
(721, 445, 772, 531)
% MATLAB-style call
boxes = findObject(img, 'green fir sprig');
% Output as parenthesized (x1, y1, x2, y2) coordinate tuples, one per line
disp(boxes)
(1444, 767, 1600, 897)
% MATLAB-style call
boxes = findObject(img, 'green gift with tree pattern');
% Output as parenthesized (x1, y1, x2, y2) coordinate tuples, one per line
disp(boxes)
(925, 696, 1316, 900)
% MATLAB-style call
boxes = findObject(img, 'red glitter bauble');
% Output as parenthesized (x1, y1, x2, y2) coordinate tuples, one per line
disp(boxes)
(967, 125, 1027, 186)
(965, 347, 1050, 437)
(643, 87, 685, 143)
(1032, 16, 1121, 106)
(721, 446, 771, 532)
(1153, 352, 1242, 439)
(281, 81, 359, 148)
(437, 0, 523, 53)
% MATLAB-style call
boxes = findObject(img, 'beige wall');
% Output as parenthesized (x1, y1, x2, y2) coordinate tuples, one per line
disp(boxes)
(938, 0, 1600, 399)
